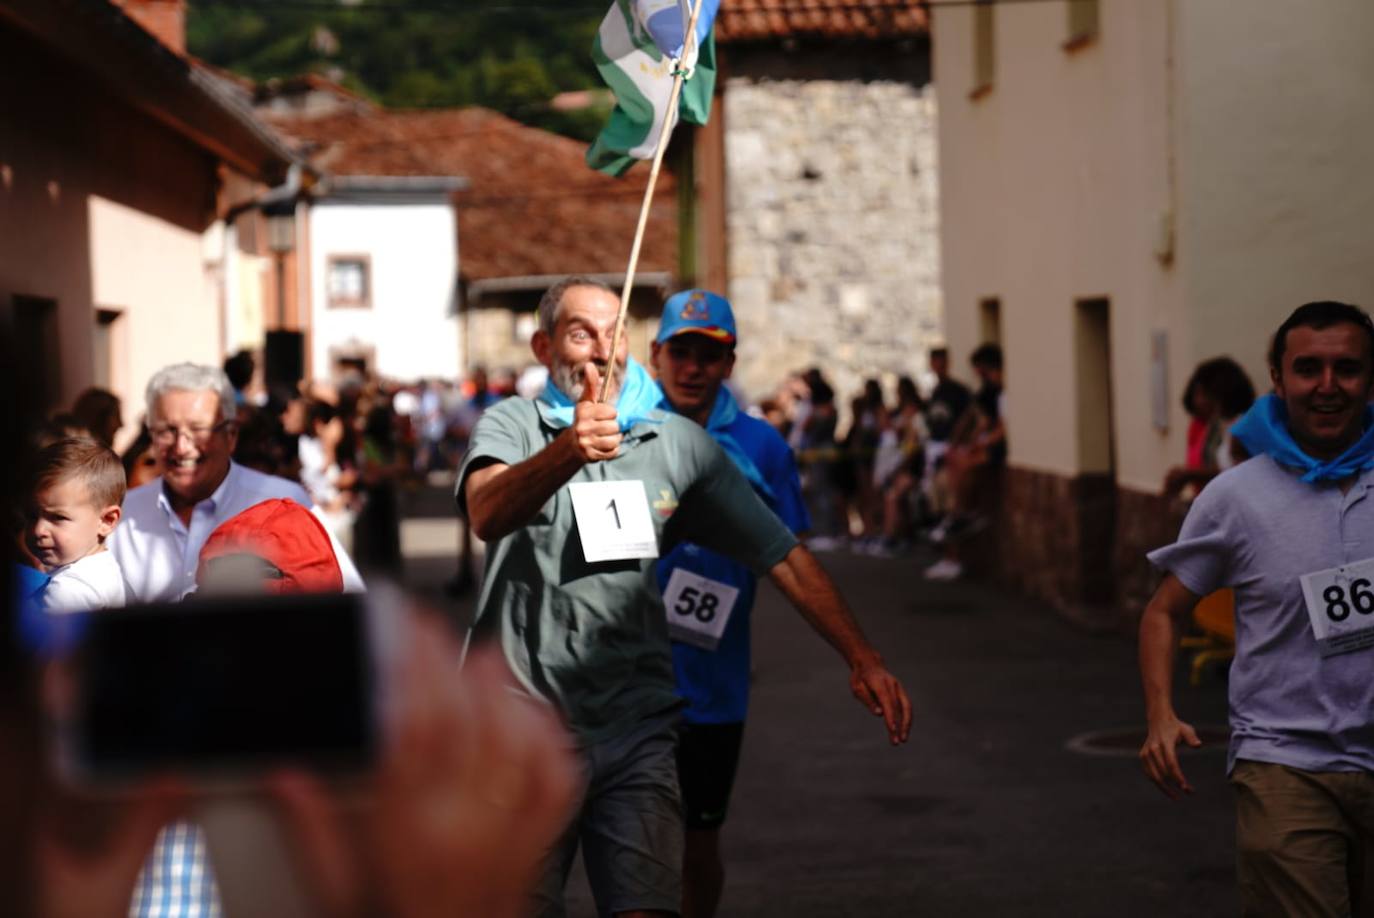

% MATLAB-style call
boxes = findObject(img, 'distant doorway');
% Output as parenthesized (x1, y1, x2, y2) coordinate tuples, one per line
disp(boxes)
(13, 295, 61, 418)
(1075, 298, 1114, 476)
(979, 297, 1002, 347)
(1074, 297, 1115, 606)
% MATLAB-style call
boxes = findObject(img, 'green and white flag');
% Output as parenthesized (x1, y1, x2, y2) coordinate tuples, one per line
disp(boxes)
(586, 0, 717, 177)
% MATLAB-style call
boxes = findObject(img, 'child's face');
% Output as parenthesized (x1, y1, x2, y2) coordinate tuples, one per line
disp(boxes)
(25, 478, 120, 572)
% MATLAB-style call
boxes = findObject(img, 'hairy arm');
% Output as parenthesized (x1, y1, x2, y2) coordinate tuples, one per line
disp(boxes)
(464, 437, 583, 543)
(464, 365, 621, 543)
(768, 544, 912, 744)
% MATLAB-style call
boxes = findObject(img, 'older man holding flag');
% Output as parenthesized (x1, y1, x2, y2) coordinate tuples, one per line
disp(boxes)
(458, 277, 910, 917)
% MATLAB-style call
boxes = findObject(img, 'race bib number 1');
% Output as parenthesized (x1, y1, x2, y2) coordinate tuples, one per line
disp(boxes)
(1300, 556, 1374, 657)
(663, 568, 740, 651)
(569, 480, 659, 563)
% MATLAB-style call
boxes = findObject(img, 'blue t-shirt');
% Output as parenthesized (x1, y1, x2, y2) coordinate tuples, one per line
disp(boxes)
(656, 411, 810, 723)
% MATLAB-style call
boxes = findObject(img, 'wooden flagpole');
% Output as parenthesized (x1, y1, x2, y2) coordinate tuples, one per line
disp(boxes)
(598, 0, 708, 404)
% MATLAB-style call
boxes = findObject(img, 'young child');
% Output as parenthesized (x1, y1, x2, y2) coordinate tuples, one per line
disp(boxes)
(24, 436, 129, 612)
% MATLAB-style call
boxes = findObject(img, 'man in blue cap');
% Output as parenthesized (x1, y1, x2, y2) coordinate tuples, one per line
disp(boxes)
(651, 289, 902, 918)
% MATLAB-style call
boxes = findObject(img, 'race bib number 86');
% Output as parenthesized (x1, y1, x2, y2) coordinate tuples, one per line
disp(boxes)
(1300, 557, 1374, 657)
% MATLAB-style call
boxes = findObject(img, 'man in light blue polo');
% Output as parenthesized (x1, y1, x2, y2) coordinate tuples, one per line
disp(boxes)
(1139, 301, 1374, 916)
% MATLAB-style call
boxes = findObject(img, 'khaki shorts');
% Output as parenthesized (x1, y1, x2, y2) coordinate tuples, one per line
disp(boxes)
(1232, 759, 1374, 917)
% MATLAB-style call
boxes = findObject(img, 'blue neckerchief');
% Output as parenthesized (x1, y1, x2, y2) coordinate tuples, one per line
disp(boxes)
(659, 384, 775, 502)
(538, 357, 664, 431)
(1231, 393, 1374, 483)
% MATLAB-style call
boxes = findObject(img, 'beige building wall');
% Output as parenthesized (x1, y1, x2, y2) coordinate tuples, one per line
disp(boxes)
(0, 20, 222, 443)
(1175, 0, 1374, 395)
(938, 0, 1374, 494)
(934, 0, 1374, 624)
(934, 0, 1180, 492)
(89, 196, 222, 431)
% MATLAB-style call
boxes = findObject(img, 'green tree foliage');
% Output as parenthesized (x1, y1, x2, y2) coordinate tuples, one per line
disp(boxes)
(187, 0, 611, 139)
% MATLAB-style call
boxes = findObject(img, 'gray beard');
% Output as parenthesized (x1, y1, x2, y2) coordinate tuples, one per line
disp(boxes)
(551, 360, 622, 403)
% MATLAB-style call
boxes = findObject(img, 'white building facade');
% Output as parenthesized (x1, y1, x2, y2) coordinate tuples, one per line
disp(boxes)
(306, 179, 464, 382)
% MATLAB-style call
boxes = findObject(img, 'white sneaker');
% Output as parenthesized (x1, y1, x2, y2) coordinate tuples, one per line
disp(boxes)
(923, 558, 964, 581)
(806, 535, 847, 553)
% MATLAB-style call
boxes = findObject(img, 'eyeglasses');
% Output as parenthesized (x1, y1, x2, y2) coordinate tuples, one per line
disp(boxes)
(148, 420, 234, 446)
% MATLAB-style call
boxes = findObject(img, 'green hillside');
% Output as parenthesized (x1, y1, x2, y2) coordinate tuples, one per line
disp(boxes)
(186, 0, 611, 139)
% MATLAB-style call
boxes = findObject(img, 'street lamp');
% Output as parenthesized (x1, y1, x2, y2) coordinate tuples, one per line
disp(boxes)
(265, 205, 295, 328)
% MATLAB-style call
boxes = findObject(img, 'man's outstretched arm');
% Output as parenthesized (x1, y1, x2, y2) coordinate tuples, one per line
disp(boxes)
(1138, 573, 1203, 799)
(767, 545, 913, 745)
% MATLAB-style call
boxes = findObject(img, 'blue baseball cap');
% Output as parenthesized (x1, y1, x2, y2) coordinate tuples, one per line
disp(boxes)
(655, 289, 737, 345)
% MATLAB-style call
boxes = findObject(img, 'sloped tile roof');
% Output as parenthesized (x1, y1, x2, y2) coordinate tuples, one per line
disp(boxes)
(715, 0, 929, 42)
(265, 106, 677, 284)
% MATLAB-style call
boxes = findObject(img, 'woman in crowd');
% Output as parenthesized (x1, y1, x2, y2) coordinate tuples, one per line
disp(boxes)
(1162, 356, 1256, 498)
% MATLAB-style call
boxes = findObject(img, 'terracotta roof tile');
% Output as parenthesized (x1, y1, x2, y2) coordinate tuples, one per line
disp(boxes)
(265, 106, 676, 284)
(715, 0, 928, 42)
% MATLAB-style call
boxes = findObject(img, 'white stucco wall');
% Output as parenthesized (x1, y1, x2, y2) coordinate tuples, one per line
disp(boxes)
(936, 0, 1374, 492)
(935, 1, 1181, 491)
(308, 200, 461, 381)
(1175, 0, 1374, 390)
(214, 221, 271, 354)
(89, 195, 221, 430)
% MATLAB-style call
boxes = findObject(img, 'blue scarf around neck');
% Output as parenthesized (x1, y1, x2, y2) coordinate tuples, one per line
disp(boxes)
(659, 383, 774, 501)
(538, 356, 663, 432)
(1230, 393, 1374, 483)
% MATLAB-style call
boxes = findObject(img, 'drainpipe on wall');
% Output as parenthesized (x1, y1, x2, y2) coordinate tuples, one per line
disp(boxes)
(295, 194, 310, 378)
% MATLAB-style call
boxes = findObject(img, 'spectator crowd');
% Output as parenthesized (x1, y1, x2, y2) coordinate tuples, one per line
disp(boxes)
(757, 343, 1007, 581)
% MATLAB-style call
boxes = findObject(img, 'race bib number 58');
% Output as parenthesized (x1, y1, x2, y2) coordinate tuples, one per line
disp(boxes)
(663, 568, 740, 652)
(1300, 556, 1374, 657)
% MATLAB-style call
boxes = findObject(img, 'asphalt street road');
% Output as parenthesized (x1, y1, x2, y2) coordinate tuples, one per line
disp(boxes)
(399, 482, 1235, 917)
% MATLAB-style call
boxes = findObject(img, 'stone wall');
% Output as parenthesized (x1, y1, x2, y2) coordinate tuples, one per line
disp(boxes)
(723, 76, 942, 407)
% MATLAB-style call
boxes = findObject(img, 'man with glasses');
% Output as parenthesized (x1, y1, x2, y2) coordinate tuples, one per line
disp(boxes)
(107, 362, 364, 918)
(110, 362, 364, 603)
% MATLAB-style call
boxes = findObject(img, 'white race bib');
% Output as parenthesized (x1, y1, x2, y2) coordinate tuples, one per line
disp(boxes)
(1299, 556, 1374, 657)
(569, 480, 659, 563)
(663, 568, 740, 651)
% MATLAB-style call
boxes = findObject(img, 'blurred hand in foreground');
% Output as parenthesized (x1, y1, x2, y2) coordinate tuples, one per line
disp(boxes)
(270, 615, 579, 918)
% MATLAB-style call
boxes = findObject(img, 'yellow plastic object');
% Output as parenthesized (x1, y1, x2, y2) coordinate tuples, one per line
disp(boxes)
(1179, 589, 1235, 686)
(1193, 588, 1236, 641)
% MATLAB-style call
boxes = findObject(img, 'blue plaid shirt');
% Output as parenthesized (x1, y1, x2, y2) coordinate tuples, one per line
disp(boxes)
(129, 821, 221, 917)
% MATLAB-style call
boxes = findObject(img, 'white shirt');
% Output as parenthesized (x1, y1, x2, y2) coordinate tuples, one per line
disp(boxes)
(109, 461, 365, 603)
(298, 434, 342, 506)
(42, 551, 128, 613)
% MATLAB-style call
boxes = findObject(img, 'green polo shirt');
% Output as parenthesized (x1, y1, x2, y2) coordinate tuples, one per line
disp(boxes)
(457, 397, 798, 743)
